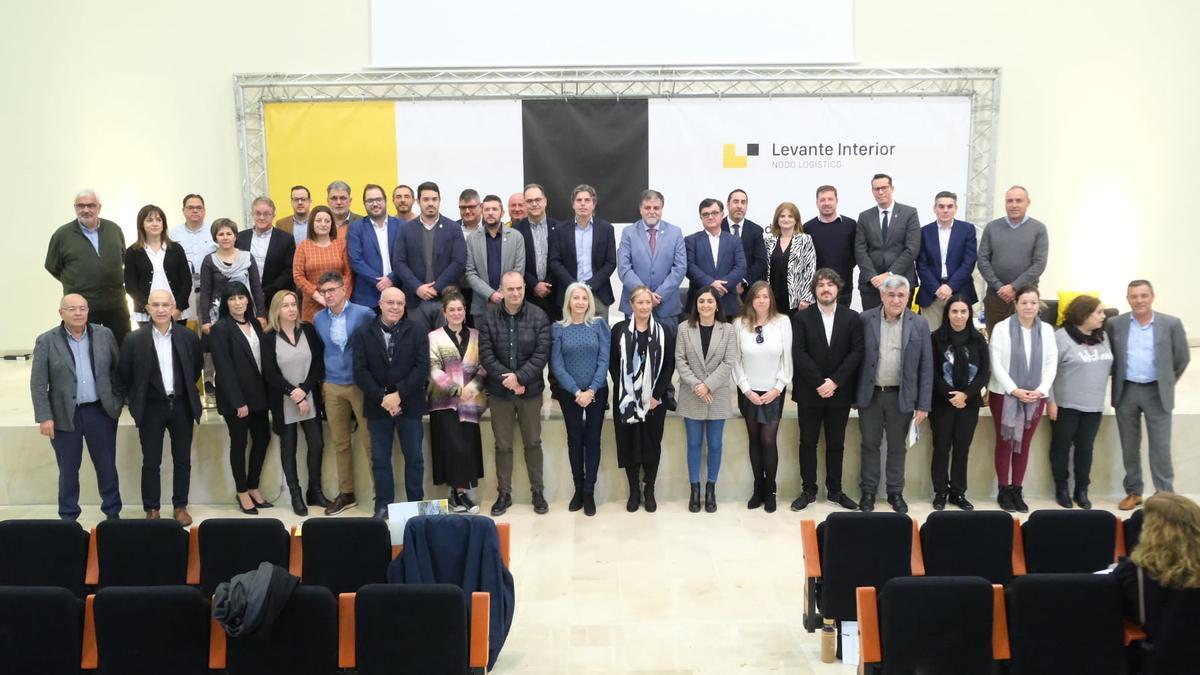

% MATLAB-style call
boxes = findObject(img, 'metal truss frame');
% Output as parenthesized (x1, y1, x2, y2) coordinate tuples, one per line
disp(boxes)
(234, 66, 1000, 224)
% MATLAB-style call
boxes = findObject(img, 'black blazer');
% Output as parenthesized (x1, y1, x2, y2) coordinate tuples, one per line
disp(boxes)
(118, 323, 203, 425)
(261, 323, 325, 435)
(790, 304, 864, 407)
(123, 243, 193, 313)
(547, 218, 617, 307)
(236, 227, 296, 306)
(208, 316, 269, 417)
(721, 217, 768, 294)
(930, 329, 990, 407)
(512, 217, 560, 291)
(351, 316, 431, 420)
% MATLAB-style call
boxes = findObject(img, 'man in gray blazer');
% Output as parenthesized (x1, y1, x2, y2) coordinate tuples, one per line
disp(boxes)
(1107, 279, 1190, 508)
(30, 294, 124, 520)
(855, 275, 932, 513)
(854, 174, 921, 311)
(465, 195, 526, 319)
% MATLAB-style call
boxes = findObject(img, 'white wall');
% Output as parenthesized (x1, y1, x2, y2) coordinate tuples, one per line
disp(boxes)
(2, 0, 1196, 351)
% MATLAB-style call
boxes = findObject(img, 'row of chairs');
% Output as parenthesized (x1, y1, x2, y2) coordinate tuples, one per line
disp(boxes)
(0, 517, 511, 597)
(801, 509, 1143, 631)
(2, 582, 491, 674)
(855, 574, 1145, 675)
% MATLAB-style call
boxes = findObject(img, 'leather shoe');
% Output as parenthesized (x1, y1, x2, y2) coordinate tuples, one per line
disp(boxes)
(145, 509, 160, 520)
(859, 493, 876, 512)
(1119, 493, 1142, 510)
(372, 505, 389, 520)
(490, 492, 512, 517)
(932, 493, 947, 511)
(1055, 487, 1073, 509)
(948, 494, 974, 511)
(887, 493, 908, 514)
(532, 489, 549, 515)
(324, 492, 357, 516)
(790, 492, 816, 511)
(173, 507, 193, 527)
(828, 492, 859, 510)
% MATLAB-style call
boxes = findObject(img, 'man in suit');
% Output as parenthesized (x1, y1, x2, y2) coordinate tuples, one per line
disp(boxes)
(31, 294, 124, 521)
(505, 192, 526, 228)
(855, 275, 932, 514)
(915, 191, 978, 330)
(854, 174, 921, 310)
(466, 194, 526, 319)
(685, 198, 747, 319)
(617, 189, 688, 330)
(721, 188, 768, 299)
(392, 184, 416, 222)
(45, 190, 130, 344)
(119, 290, 203, 525)
(347, 183, 402, 310)
(455, 189, 484, 320)
(1107, 279, 1190, 509)
(790, 269, 864, 511)
(512, 183, 560, 321)
(327, 180, 363, 237)
(351, 287, 430, 519)
(548, 184, 617, 316)
(237, 196, 296, 307)
(977, 185, 1049, 334)
(393, 181, 468, 334)
(275, 185, 313, 243)
(804, 185, 858, 307)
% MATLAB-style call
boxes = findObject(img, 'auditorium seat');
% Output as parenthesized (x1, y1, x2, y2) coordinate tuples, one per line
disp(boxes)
(339, 583, 490, 675)
(856, 576, 1004, 675)
(188, 517, 290, 596)
(1123, 509, 1144, 556)
(0, 586, 83, 675)
(88, 519, 189, 588)
(920, 511, 1023, 584)
(801, 513, 922, 632)
(1005, 574, 1124, 675)
(209, 584, 338, 675)
(87, 585, 210, 675)
(1020, 510, 1118, 573)
(0, 519, 90, 597)
(295, 517, 392, 595)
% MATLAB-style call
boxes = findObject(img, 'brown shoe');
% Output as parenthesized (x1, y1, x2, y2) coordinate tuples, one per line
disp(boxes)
(145, 509, 160, 520)
(173, 507, 193, 527)
(324, 492, 358, 516)
(1119, 493, 1143, 510)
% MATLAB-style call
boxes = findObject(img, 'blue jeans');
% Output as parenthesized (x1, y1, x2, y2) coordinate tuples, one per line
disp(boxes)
(684, 417, 724, 483)
(50, 403, 121, 520)
(366, 415, 425, 507)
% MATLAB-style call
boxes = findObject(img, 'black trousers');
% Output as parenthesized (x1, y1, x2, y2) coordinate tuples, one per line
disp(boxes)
(139, 397, 195, 510)
(797, 402, 851, 495)
(560, 392, 606, 493)
(929, 401, 979, 496)
(280, 417, 324, 491)
(1049, 407, 1102, 489)
(88, 304, 131, 346)
(223, 410, 271, 492)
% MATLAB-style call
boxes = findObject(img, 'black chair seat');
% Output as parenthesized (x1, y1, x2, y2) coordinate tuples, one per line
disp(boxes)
(95, 519, 189, 587)
(0, 586, 83, 675)
(355, 583, 468, 675)
(300, 518, 392, 595)
(226, 585, 337, 675)
(197, 518, 290, 596)
(93, 585, 210, 675)
(879, 576, 994, 675)
(0, 519, 90, 597)
(818, 512, 913, 621)
(1022, 510, 1115, 574)
(1006, 574, 1124, 675)
(921, 511, 1015, 584)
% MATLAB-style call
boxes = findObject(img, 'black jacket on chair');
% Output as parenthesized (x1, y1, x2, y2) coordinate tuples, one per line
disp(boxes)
(209, 316, 269, 417)
(123, 242, 193, 313)
(261, 323, 325, 435)
(790, 303, 863, 408)
(236, 228, 296, 306)
(119, 323, 203, 425)
(351, 315, 430, 420)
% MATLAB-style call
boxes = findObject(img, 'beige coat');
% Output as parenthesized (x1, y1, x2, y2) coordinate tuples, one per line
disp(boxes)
(675, 321, 738, 420)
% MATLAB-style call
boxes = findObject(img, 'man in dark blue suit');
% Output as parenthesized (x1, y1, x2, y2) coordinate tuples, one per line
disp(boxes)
(392, 181, 467, 334)
(511, 183, 560, 321)
(347, 184, 402, 310)
(915, 191, 978, 330)
(685, 198, 747, 318)
(548, 184, 617, 316)
(721, 188, 767, 300)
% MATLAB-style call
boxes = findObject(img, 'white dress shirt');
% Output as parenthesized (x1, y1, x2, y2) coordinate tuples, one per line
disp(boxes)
(707, 230, 722, 267)
(820, 304, 837, 345)
(152, 324, 174, 394)
(373, 219, 392, 276)
(937, 222, 953, 278)
(250, 228, 272, 276)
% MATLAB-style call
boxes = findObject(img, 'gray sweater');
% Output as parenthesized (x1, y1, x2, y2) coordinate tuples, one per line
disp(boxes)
(977, 217, 1048, 291)
(1050, 328, 1113, 412)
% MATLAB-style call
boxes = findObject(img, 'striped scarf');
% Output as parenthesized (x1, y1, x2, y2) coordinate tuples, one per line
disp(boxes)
(617, 317, 664, 424)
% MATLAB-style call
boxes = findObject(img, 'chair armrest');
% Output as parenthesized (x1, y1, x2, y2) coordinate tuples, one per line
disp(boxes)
(208, 595, 226, 669)
(857, 586, 881, 664)
(910, 518, 925, 576)
(991, 584, 1010, 659)
(1115, 518, 1127, 560)
(338, 593, 356, 668)
(85, 528, 99, 586)
(801, 520, 821, 579)
(1011, 517, 1026, 576)
(470, 591, 491, 671)
(497, 522, 511, 568)
(289, 525, 303, 578)
(1123, 620, 1147, 646)
(392, 544, 403, 560)
(187, 526, 201, 585)
(81, 594, 97, 669)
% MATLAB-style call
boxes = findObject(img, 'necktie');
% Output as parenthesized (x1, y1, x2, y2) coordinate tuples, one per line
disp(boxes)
(880, 210, 890, 242)
(648, 226, 657, 255)
(732, 223, 741, 238)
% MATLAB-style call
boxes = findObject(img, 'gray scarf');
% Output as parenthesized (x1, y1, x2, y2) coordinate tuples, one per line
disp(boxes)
(1000, 317, 1044, 449)
(209, 251, 254, 323)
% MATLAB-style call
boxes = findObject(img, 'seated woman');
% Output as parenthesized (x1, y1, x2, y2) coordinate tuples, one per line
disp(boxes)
(1114, 493, 1200, 674)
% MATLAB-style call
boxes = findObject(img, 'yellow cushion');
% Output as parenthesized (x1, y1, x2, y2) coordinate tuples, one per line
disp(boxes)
(1057, 290, 1100, 326)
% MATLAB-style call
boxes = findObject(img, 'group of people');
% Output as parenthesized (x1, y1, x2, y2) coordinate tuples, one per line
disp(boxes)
(36, 175, 1188, 522)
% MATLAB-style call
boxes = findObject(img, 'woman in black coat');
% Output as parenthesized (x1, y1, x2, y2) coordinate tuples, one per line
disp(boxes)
(208, 281, 272, 514)
(928, 296, 990, 511)
(123, 204, 192, 325)
(262, 290, 326, 516)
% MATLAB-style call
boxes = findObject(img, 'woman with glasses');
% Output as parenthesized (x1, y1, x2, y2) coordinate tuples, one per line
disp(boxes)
(733, 280, 793, 512)
(293, 205, 353, 323)
(124, 204, 192, 326)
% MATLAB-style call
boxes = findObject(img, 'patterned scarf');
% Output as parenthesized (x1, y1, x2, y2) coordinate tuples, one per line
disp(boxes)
(617, 317, 664, 424)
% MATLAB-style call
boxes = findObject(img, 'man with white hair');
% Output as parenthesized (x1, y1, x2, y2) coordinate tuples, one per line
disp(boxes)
(46, 189, 131, 344)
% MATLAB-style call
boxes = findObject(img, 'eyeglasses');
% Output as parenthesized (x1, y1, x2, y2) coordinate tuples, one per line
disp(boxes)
(364, 198, 386, 205)
(318, 285, 344, 295)
(700, 210, 723, 219)
(754, 325, 764, 344)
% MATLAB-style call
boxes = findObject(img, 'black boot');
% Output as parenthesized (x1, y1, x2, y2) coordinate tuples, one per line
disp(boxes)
(626, 474, 641, 512)
(290, 485, 308, 516)
(704, 481, 717, 513)
(763, 479, 777, 513)
(582, 492, 596, 517)
(280, 446, 302, 514)
(688, 483, 701, 513)
(306, 484, 329, 508)
(1055, 484, 1073, 509)
(569, 481, 584, 512)
(747, 478, 763, 509)
(1011, 486, 1029, 513)
(1073, 487, 1092, 510)
(643, 483, 658, 513)
(997, 486, 1016, 512)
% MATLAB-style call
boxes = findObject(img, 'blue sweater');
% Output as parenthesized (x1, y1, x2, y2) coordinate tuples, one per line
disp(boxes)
(551, 319, 610, 395)
(312, 301, 375, 385)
